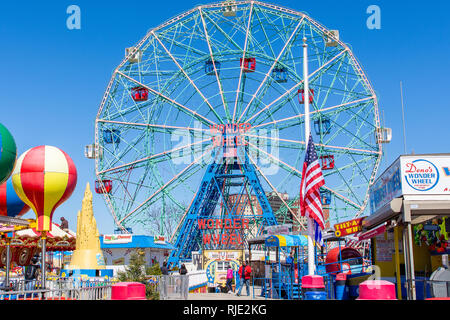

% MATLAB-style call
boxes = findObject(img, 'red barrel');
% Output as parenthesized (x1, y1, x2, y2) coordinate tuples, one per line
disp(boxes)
(111, 282, 146, 300)
(325, 247, 362, 274)
(357, 280, 396, 300)
(302, 275, 325, 290)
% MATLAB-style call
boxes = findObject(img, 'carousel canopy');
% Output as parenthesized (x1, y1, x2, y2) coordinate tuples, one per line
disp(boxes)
(265, 234, 309, 247)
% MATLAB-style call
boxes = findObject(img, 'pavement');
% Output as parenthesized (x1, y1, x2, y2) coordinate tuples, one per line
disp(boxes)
(187, 291, 270, 300)
(187, 286, 272, 300)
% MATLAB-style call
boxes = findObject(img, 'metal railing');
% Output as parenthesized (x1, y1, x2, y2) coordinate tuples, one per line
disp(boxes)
(404, 278, 450, 300)
(157, 275, 189, 300)
(0, 277, 113, 300)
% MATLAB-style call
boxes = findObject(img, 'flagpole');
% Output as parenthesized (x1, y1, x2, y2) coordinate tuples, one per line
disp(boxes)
(303, 37, 315, 276)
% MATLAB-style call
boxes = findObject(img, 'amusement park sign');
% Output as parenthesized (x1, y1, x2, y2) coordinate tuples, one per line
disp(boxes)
(334, 218, 364, 237)
(198, 218, 249, 246)
(369, 155, 450, 214)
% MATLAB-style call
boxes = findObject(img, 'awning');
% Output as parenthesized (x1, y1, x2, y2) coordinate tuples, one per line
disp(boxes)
(265, 234, 308, 247)
(358, 222, 387, 241)
(363, 196, 450, 229)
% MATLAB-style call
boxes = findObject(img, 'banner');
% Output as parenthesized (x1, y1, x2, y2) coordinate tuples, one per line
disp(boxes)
(358, 223, 386, 241)
(334, 218, 364, 237)
(103, 234, 132, 244)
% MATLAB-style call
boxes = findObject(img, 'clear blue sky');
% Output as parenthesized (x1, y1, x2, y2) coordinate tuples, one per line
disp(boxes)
(0, 0, 449, 235)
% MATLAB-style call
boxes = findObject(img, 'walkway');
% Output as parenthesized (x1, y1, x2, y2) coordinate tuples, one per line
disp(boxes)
(188, 292, 271, 300)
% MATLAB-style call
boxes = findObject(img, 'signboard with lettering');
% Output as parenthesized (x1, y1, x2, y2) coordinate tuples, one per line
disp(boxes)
(103, 234, 132, 244)
(369, 158, 402, 215)
(369, 155, 450, 214)
(203, 250, 243, 285)
(199, 218, 249, 247)
(263, 224, 293, 236)
(153, 235, 166, 244)
(401, 156, 450, 194)
(334, 218, 364, 237)
(375, 234, 392, 262)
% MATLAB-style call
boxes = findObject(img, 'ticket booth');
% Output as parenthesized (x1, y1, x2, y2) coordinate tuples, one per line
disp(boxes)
(361, 154, 450, 300)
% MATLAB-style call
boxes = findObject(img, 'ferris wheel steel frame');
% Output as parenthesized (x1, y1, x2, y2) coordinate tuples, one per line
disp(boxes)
(94, 1, 384, 237)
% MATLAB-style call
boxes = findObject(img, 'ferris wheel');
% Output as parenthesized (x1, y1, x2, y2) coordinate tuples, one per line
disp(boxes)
(90, 1, 388, 236)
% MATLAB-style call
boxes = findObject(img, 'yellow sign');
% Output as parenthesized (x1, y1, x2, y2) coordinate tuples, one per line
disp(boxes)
(203, 250, 243, 285)
(334, 218, 364, 237)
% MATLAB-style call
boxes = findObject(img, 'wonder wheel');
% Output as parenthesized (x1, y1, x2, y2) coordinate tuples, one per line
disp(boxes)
(91, 1, 385, 236)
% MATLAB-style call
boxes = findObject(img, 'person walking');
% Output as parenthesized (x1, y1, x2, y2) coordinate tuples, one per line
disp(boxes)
(160, 261, 169, 299)
(236, 260, 252, 296)
(179, 264, 189, 300)
(24, 256, 39, 291)
(179, 263, 188, 275)
(226, 264, 234, 293)
(161, 261, 169, 275)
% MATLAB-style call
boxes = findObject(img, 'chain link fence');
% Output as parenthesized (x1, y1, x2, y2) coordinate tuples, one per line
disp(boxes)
(0, 277, 113, 300)
(157, 275, 189, 300)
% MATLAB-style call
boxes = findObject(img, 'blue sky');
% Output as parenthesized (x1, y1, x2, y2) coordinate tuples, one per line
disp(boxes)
(0, 0, 449, 235)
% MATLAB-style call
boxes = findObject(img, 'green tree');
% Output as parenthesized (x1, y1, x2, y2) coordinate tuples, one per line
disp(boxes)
(116, 250, 160, 300)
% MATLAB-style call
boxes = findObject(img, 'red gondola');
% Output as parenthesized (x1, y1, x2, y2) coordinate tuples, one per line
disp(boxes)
(298, 88, 314, 104)
(240, 57, 256, 73)
(131, 86, 149, 102)
(95, 180, 113, 194)
(320, 155, 335, 170)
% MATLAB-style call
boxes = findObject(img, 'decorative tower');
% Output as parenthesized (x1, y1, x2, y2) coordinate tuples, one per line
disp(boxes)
(67, 183, 106, 272)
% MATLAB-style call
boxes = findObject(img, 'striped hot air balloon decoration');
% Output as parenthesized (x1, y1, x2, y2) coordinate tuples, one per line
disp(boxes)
(0, 123, 17, 185)
(11, 145, 77, 232)
(0, 179, 30, 217)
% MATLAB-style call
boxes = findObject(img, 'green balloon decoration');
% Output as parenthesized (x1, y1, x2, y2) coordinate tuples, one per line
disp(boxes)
(0, 123, 17, 184)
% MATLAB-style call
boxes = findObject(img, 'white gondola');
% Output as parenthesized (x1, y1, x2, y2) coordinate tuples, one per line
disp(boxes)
(125, 47, 142, 63)
(84, 144, 103, 159)
(222, 2, 237, 17)
(377, 127, 392, 143)
(325, 30, 339, 47)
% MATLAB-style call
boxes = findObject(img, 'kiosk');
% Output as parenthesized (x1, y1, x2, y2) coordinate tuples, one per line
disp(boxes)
(362, 154, 450, 300)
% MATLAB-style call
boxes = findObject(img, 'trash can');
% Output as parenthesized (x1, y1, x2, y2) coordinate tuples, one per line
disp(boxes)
(304, 290, 327, 300)
(302, 275, 326, 300)
(357, 280, 396, 300)
(335, 273, 348, 300)
(111, 282, 146, 300)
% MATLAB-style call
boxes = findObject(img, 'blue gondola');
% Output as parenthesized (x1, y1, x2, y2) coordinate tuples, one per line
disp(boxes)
(272, 67, 288, 83)
(103, 129, 120, 144)
(205, 60, 221, 75)
(320, 190, 332, 205)
(314, 117, 331, 135)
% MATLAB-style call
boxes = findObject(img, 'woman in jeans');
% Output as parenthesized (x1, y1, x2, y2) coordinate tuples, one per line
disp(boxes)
(226, 265, 234, 293)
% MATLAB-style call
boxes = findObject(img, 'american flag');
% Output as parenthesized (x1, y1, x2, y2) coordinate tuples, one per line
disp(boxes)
(300, 134, 326, 235)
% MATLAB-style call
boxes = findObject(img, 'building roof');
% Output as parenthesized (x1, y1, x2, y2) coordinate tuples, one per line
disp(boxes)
(99, 234, 176, 250)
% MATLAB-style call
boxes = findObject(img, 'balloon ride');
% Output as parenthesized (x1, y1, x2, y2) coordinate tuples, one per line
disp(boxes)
(12, 145, 77, 232)
(0, 123, 17, 185)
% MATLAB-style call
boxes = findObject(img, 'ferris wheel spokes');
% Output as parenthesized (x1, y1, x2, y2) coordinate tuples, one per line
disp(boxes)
(198, 7, 231, 122)
(117, 145, 215, 225)
(232, 1, 254, 123)
(244, 48, 348, 125)
(151, 31, 225, 125)
(116, 71, 218, 127)
(237, 17, 305, 124)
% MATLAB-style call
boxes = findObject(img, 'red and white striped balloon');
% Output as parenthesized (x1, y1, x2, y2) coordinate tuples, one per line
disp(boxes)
(11, 145, 77, 232)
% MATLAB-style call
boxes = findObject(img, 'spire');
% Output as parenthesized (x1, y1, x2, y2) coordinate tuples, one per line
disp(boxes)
(68, 182, 105, 269)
